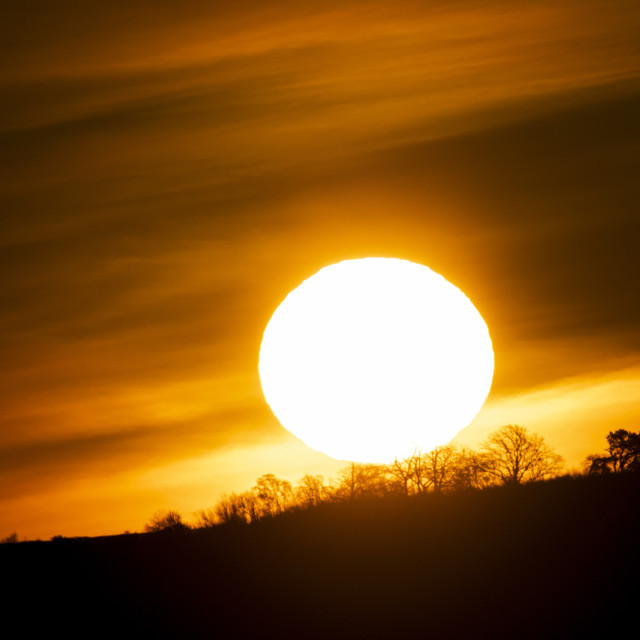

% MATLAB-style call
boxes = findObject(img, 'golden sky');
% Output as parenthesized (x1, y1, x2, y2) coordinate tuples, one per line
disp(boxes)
(2, 0, 640, 539)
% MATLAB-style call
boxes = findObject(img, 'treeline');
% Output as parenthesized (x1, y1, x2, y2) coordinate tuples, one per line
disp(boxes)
(146, 423, 560, 530)
(143, 424, 640, 532)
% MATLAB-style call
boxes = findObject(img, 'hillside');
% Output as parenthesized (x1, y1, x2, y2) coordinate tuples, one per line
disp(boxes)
(4, 473, 639, 638)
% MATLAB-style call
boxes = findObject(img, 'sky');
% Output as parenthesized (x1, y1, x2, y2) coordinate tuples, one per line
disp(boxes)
(2, 0, 639, 540)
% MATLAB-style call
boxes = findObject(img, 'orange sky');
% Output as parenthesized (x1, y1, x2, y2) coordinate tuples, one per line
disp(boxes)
(2, 0, 640, 540)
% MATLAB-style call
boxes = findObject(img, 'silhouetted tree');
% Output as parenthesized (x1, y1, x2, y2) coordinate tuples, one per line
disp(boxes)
(585, 454, 612, 475)
(450, 448, 496, 490)
(587, 429, 640, 474)
(238, 490, 263, 522)
(334, 462, 391, 500)
(210, 493, 249, 524)
(296, 474, 331, 507)
(390, 445, 499, 495)
(390, 445, 496, 494)
(254, 474, 294, 516)
(388, 455, 414, 495)
(479, 424, 564, 484)
(422, 445, 462, 492)
(144, 510, 188, 532)
(1, 532, 19, 544)
(197, 490, 263, 526)
(388, 450, 431, 495)
(195, 508, 218, 528)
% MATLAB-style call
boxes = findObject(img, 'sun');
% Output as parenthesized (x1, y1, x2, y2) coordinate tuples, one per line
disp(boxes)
(259, 257, 494, 463)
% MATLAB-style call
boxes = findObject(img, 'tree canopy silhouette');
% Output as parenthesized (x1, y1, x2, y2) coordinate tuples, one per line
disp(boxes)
(587, 429, 640, 474)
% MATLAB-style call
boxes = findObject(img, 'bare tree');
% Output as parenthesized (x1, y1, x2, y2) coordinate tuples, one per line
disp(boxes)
(422, 445, 461, 493)
(206, 493, 246, 524)
(451, 448, 496, 490)
(388, 456, 414, 495)
(388, 450, 431, 495)
(254, 474, 294, 516)
(296, 474, 331, 507)
(334, 462, 391, 500)
(479, 424, 564, 484)
(390, 446, 483, 494)
(195, 508, 218, 528)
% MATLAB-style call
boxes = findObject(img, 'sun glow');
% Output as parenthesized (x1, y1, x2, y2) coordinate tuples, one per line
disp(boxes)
(259, 258, 494, 463)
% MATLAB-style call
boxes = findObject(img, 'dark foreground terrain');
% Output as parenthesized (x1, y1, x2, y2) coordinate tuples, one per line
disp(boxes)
(4, 473, 639, 638)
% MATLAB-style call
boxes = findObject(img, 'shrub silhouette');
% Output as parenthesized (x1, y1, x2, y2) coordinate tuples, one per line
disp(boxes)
(144, 510, 188, 532)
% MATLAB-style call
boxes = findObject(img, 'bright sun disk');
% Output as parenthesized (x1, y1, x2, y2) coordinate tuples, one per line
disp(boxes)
(259, 257, 494, 463)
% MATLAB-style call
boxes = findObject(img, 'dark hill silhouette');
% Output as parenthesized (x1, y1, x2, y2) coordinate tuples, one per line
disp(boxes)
(3, 472, 639, 638)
